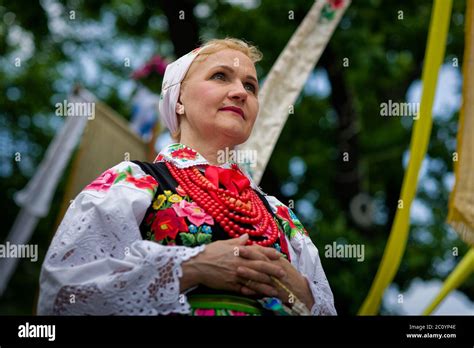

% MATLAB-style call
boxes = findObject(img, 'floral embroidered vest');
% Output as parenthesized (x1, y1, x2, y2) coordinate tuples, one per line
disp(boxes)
(132, 161, 291, 259)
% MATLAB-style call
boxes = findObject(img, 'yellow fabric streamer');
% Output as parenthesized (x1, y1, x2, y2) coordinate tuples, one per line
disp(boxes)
(423, 248, 474, 315)
(358, 0, 453, 315)
(423, 0, 474, 315)
(447, 0, 474, 246)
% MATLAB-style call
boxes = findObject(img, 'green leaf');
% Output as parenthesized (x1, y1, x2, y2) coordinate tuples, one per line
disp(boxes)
(293, 219, 304, 229)
(114, 172, 127, 183)
(146, 230, 153, 240)
(280, 219, 291, 237)
(169, 144, 181, 151)
(180, 233, 196, 247)
(196, 233, 212, 245)
(162, 201, 172, 209)
(289, 227, 299, 239)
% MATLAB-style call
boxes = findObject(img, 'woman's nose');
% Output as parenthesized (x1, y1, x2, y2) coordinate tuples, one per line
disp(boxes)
(228, 82, 248, 102)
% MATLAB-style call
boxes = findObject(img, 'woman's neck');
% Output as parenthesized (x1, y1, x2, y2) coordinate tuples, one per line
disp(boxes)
(178, 137, 235, 166)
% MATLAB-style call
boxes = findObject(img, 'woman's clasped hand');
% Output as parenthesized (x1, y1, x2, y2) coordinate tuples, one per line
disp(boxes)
(187, 234, 313, 309)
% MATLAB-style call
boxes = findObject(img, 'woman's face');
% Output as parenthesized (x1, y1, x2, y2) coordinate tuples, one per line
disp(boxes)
(178, 48, 259, 145)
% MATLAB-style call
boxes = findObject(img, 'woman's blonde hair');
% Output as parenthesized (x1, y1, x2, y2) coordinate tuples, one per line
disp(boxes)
(194, 37, 263, 64)
(171, 37, 263, 142)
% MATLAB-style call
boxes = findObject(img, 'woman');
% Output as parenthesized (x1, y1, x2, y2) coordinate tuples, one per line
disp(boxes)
(37, 38, 336, 316)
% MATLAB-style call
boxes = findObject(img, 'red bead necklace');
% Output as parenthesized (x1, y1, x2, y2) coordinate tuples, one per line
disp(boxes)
(166, 161, 279, 246)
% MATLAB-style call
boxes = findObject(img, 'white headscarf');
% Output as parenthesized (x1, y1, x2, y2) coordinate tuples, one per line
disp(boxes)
(158, 46, 210, 135)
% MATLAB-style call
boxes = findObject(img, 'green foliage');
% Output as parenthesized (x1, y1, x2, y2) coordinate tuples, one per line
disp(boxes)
(179, 232, 196, 247)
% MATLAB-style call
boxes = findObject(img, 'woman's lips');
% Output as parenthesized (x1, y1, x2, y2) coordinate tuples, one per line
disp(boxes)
(219, 106, 245, 119)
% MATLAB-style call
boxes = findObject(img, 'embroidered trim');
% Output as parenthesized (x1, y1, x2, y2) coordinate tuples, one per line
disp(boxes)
(154, 143, 266, 195)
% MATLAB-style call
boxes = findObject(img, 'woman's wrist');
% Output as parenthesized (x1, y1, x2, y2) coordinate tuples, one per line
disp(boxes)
(279, 274, 314, 310)
(297, 275, 315, 311)
(179, 255, 203, 292)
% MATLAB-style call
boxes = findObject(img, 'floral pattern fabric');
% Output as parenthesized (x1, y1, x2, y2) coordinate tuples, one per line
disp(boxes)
(143, 188, 215, 248)
(191, 308, 257, 316)
(139, 154, 293, 260)
(84, 164, 157, 196)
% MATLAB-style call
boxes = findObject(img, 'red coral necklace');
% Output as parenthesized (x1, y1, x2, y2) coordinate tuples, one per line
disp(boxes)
(166, 161, 279, 246)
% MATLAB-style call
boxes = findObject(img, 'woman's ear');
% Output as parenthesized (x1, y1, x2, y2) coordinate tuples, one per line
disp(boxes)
(176, 91, 185, 115)
(176, 102, 185, 115)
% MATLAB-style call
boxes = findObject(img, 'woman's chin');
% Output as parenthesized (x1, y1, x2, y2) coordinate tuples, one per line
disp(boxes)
(217, 125, 250, 143)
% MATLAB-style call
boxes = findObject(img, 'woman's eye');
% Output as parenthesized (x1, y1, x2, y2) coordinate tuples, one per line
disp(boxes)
(211, 72, 256, 93)
(245, 83, 256, 93)
(211, 72, 226, 80)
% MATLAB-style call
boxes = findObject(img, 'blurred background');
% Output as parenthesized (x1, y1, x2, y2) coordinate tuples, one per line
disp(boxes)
(1, 0, 472, 315)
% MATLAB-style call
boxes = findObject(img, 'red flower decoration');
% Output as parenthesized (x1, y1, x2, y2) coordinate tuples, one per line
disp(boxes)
(154, 154, 164, 162)
(145, 212, 154, 225)
(329, 0, 344, 9)
(151, 208, 188, 241)
(84, 169, 118, 192)
(131, 55, 167, 80)
(194, 308, 215, 316)
(170, 147, 198, 160)
(276, 206, 296, 229)
(278, 229, 291, 262)
(125, 174, 157, 191)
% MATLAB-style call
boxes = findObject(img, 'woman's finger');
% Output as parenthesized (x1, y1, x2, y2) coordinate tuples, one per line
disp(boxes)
(237, 266, 273, 285)
(238, 245, 281, 261)
(237, 276, 278, 297)
(242, 259, 286, 279)
(238, 246, 267, 261)
(257, 246, 282, 260)
(240, 286, 257, 296)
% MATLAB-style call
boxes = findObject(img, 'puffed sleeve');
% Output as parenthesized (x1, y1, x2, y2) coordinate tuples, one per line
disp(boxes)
(264, 196, 337, 316)
(37, 161, 205, 315)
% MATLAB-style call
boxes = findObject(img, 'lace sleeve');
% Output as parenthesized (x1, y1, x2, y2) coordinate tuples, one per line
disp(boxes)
(37, 161, 205, 316)
(287, 233, 337, 316)
(300, 240, 337, 316)
(264, 196, 337, 316)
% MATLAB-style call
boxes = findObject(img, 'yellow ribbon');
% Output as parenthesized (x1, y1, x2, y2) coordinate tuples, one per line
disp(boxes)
(359, 0, 453, 315)
(423, 248, 474, 314)
(424, 0, 474, 315)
